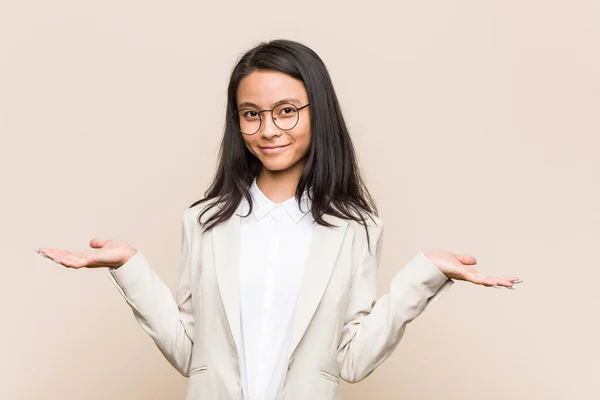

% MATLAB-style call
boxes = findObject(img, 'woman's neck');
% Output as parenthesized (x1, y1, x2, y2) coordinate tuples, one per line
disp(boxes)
(256, 163, 304, 204)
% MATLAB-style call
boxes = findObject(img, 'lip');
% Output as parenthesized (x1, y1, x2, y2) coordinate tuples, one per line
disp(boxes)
(260, 144, 290, 153)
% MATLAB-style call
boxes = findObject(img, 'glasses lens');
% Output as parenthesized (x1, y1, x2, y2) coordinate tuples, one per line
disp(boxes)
(273, 103, 299, 130)
(238, 109, 260, 135)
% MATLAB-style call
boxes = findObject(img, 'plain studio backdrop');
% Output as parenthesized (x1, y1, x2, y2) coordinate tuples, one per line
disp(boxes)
(1, 1, 598, 399)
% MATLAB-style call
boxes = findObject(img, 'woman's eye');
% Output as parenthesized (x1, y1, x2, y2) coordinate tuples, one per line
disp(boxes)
(242, 110, 259, 119)
(279, 107, 297, 117)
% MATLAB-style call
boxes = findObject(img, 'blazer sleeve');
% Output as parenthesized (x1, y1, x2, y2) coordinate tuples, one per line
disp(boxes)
(106, 208, 195, 377)
(337, 222, 454, 383)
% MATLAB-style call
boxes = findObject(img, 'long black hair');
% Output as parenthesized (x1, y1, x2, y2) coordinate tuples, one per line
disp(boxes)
(190, 39, 377, 240)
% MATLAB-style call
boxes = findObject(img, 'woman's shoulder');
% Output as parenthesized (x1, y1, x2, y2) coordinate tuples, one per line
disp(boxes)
(334, 209, 384, 255)
(346, 211, 382, 229)
(330, 207, 383, 238)
(187, 200, 210, 214)
(183, 200, 220, 226)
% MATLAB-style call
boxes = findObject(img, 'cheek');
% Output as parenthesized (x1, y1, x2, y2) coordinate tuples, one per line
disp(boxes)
(241, 136, 257, 154)
(293, 121, 312, 153)
(298, 133, 311, 153)
(297, 129, 311, 155)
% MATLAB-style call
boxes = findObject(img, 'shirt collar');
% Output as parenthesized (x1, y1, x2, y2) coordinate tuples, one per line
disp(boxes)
(246, 179, 312, 224)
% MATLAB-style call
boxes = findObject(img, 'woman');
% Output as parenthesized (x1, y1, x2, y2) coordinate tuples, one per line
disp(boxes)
(37, 39, 520, 400)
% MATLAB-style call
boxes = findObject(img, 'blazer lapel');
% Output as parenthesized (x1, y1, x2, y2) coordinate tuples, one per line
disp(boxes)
(212, 211, 242, 356)
(288, 214, 348, 360)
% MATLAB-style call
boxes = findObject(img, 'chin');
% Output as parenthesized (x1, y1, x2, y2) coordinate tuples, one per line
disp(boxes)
(258, 153, 304, 172)
(261, 160, 295, 172)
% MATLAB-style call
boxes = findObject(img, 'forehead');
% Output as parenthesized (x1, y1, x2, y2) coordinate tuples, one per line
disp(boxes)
(237, 70, 308, 107)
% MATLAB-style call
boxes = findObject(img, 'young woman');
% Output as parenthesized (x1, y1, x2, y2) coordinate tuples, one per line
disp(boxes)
(38, 39, 520, 400)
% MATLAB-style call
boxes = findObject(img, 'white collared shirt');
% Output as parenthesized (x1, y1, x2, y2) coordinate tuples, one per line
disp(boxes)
(238, 180, 314, 400)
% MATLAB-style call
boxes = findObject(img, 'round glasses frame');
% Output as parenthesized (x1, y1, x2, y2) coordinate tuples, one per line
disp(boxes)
(235, 103, 310, 135)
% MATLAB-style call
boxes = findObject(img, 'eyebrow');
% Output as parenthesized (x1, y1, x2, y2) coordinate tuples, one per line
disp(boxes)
(237, 97, 302, 109)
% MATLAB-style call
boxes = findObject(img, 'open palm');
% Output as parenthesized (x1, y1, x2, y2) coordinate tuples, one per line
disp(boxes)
(37, 239, 136, 269)
(424, 249, 521, 289)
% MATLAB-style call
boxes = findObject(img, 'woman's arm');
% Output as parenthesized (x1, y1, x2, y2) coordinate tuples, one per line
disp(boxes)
(38, 210, 197, 376)
(337, 224, 453, 383)
(106, 208, 196, 376)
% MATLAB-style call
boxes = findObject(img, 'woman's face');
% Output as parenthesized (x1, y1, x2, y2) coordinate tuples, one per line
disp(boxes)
(236, 70, 312, 174)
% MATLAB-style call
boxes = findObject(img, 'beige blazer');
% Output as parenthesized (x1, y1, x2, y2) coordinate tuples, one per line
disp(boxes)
(107, 202, 453, 400)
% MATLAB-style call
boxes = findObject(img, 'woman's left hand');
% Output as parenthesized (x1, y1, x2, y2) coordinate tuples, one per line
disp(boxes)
(424, 249, 521, 289)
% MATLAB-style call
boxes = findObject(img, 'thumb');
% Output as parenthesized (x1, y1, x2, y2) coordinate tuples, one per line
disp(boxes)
(457, 254, 477, 265)
(89, 238, 107, 249)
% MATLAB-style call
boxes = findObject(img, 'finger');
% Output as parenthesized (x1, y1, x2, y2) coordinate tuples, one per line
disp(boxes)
(37, 248, 63, 260)
(37, 248, 51, 256)
(496, 276, 521, 283)
(90, 238, 106, 249)
(464, 270, 497, 287)
(493, 278, 516, 288)
(488, 275, 522, 288)
(34, 248, 51, 259)
(456, 254, 477, 265)
(57, 252, 93, 269)
(47, 249, 75, 262)
(464, 267, 520, 287)
(36, 249, 65, 265)
(490, 279, 523, 290)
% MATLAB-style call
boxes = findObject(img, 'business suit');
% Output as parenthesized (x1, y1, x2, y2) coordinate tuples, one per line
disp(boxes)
(107, 201, 453, 399)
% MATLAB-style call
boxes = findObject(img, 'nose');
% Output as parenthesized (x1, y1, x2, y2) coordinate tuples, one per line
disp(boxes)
(259, 112, 281, 139)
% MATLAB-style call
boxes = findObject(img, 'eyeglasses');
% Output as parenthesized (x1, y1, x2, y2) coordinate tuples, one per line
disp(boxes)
(236, 103, 310, 135)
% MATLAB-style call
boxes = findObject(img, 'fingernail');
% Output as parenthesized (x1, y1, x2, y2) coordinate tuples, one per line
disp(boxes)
(491, 285, 502, 289)
(34, 248, 50, 258)
(512, 280, 523, 284)
(505, 286, 516, 290)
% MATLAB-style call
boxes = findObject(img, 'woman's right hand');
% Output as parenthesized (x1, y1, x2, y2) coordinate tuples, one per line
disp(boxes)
(37, 239, 137, 270)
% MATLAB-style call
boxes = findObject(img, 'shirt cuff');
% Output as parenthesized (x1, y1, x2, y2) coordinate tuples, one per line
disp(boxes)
(107, 250, 150, 292)
(402, 251, 453, 293)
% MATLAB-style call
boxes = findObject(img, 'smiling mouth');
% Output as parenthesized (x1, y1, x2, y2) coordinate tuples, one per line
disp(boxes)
(260, 144, 290, 150)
